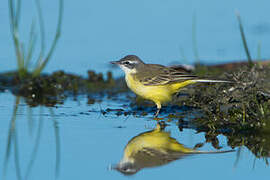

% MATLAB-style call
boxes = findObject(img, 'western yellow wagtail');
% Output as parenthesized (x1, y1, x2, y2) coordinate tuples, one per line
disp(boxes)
(114, 123, 234, 175)
(111, 55, 231, 117)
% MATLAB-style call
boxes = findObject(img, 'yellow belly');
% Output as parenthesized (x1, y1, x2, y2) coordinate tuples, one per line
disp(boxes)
(125, 74, 195, 107)
(123, 124, 193, 160)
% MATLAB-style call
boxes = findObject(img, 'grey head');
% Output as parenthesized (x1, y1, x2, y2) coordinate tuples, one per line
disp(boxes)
(110, 55, 145, 74)
(114, 162, 140, 176)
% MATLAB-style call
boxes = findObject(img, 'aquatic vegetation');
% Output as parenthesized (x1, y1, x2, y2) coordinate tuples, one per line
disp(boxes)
(8, 0, 63, 78)
(235, 12, 253, 67)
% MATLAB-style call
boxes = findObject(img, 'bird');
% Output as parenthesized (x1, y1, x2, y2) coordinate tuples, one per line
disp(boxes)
(113, 122, 234, 175)
(111, 55, 231, 117)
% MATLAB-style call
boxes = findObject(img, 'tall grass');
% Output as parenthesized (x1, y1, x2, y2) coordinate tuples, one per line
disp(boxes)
(235, 12, 254, 68)
(8, 0, 63, 78)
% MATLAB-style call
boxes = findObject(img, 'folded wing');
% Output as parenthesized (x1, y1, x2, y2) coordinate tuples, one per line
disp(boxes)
(136, 64, 197, 86)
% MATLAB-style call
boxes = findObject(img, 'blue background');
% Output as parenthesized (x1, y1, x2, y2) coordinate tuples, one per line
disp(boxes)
(0, 0, 269, 180)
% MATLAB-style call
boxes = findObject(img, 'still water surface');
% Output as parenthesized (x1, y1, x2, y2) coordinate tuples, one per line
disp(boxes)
(0, 92, 269, 180)
(0, 0, 270, 179)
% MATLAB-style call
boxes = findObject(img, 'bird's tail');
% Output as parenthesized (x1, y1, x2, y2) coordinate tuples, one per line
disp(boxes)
(192, 79, 233, 83)
(189, 149, 235, 154)
(171, 79, 233, 93)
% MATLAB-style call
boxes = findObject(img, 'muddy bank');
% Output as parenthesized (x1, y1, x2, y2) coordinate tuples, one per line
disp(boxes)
(182, 63, 270, 132)
(1, 60, 270, 161)
(0, 70, 124, 106)
(0, 60, 269, 133)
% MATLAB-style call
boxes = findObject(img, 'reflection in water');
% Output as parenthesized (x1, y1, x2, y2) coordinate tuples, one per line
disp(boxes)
(115, 123, 234, 175)
(228, 132, 270, 167)
(2, 96, 61, 180)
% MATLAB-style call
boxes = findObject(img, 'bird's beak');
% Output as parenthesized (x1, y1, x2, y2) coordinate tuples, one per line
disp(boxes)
(108, 163, 118, 171)
(110, 60, 121, 65)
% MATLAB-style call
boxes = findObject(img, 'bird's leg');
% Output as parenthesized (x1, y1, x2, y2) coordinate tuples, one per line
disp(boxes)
(154, 108, 161, 117)
(154, 103, 161, 118)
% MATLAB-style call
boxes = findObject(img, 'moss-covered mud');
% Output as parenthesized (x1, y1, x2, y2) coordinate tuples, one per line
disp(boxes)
(184, 62, 270, 133)
(179, 61, 270, 161)
(0, 70, 125, 106)
(1, 60, 270, 160)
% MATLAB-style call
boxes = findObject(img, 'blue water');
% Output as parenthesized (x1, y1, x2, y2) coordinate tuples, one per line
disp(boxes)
(0, 0, 269, 180)
(0, 92, 269, 180)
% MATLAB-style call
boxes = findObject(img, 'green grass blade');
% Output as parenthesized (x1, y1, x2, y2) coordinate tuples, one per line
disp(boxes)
(33, 0, 63, 77)
(9, 0, 26, 77)
(235, 11, 253, 67)
(20, 42, 25, 67)
(34, 0, 46, 68)
(25, 20, 37, 68)
(14, 0, 21, 27)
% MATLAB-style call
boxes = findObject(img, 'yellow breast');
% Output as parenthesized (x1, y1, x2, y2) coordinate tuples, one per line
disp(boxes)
(125, 74, 196, 106)
(123, 127, 193, 160)
(125, 74, 173, 105)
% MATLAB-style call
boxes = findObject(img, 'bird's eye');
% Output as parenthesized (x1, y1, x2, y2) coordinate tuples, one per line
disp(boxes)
(124, 61, 130, 65)
(122, 167, 128, 171)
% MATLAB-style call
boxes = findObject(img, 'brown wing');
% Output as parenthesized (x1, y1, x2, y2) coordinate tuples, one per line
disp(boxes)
(135, 64, 197, 86)
(133, 147, 186, 168)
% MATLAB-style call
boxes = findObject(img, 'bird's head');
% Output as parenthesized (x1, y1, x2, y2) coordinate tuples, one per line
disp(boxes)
(113, 161, 140, 175)
(110, 55, 144, 74)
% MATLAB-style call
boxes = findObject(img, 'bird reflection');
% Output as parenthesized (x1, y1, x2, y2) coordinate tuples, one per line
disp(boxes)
(114, 122, 234, 175)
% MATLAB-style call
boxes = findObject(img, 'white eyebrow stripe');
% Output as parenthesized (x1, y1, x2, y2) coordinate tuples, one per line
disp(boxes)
(126, 60, 138, 64)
